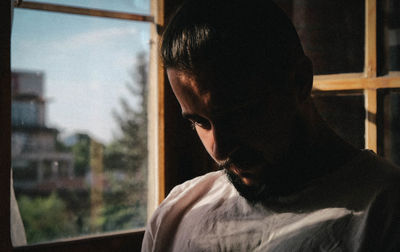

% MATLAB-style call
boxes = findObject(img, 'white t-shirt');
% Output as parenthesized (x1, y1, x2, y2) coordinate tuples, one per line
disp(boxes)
(142, 150, 400, 251)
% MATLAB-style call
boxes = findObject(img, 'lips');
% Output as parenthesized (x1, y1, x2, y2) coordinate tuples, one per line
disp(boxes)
(230, 164, 262, 186)
(231, 162, 263, 179)
(230, 147, 266, 171)
(230, 162, 265, 188)
(215, 146, 266, 187)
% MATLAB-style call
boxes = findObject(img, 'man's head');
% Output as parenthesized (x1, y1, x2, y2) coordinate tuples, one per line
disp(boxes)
(162, 0, 314, 204)
(162, 0, 307, 87)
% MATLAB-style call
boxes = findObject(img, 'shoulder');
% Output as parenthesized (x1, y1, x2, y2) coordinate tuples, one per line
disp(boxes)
(141, 170, 229, 251)
(365, 149, 399, 170)
(163, 170, 226, 203)
(355, 151, 400, 250)
(346, 150, 400, 188)
(359, 179, 400, 251)
(362, 150, 400, 186)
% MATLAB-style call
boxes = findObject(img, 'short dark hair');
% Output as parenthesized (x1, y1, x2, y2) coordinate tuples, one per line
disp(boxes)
(161, 0, 305, 87)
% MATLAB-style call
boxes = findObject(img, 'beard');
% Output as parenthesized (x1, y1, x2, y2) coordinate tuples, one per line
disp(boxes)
(224, 168, 272, 205)
(219, 149, 289, 206)
(220, 116, 318, 206)
(224, 167, 287, 206)
(221, 151, 308, 206)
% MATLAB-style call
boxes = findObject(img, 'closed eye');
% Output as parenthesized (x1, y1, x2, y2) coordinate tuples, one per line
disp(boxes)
(182, 113, 211, 130)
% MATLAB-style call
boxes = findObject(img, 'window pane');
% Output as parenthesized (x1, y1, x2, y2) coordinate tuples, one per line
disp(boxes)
(378, 0, 400, 74)
(313, 92, 365, 149)
(26, 0, 150, 15)
(274, 0, 365, 75)
(11, 8, 149, 245)
(378, 89, 400, 166)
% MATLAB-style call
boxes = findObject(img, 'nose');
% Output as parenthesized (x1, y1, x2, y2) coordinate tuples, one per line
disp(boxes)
(210, 122, 238, 161)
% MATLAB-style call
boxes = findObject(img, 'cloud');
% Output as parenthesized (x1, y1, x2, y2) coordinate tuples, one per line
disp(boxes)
(51, 26, 138, 50)
(46, 78, 129, 144)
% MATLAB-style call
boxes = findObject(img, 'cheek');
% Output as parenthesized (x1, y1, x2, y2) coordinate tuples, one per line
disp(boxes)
(237, 109, 296, 150)
(196, 127, 216, 159)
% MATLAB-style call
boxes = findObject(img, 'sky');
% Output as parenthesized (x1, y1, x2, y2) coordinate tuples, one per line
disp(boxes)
(11, 0, 151, 144)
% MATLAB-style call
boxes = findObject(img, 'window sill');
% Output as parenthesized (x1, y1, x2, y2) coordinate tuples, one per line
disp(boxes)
(13, 229, 145, 252)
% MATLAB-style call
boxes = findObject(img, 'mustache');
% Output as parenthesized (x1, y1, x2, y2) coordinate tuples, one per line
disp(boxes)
(217, 147, 266, 170)
(217, 159, 233, 170)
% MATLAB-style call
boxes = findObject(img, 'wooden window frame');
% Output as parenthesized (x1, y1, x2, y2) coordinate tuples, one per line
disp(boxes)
(14, 1, 154, 22)
(313, 0, 400, 153)
(1, 0, 167, 251)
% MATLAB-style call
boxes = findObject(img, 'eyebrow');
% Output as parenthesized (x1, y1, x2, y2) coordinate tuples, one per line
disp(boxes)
(182, 112, 202, 121)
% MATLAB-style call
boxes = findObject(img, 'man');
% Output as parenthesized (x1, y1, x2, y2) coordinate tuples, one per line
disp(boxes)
(142, 0, 400, 251)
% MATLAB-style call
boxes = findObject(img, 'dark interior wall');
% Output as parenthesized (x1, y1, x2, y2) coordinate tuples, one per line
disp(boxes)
(274, 0, 365, 75)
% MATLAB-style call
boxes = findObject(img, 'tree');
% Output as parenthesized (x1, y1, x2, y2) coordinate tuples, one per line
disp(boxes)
(102, 51, 148, 231)
(104, 52, 148, 173)
(18, 193, 77, 243)
(71, 134, 91, 176)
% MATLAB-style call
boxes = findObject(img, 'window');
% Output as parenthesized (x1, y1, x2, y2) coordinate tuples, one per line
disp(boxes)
(3, 0, 400, 251)
(313, 91, 366, 149)
(6, 0, 160, 250)
(378, 88, 400, 166)
(272, 0, 400, 168)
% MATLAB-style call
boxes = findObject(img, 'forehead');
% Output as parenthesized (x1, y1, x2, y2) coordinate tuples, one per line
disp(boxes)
(168, 68, 272, 107)
(168, 69, 209, 96)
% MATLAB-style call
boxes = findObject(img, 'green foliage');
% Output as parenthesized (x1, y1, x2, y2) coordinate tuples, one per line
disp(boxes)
(100, 163, 147, 232)
(105, 52, 148, 173)
(72, 134, 90, 176)
(101, 51, 149, 231)
(101, 202, 146, 232)
(16, 52, 149, 244)
(18, 193, 77, 244)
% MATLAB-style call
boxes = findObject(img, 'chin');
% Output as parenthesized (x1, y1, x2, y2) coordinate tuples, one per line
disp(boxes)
(224, 169, 278, 205)
(225, 164, 303, 206)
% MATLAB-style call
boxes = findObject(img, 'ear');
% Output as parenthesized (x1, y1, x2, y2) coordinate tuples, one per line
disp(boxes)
(293, 56, 313, 102)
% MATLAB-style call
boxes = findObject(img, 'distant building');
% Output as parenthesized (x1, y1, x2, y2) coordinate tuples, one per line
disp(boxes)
(11, 70, 75, 191)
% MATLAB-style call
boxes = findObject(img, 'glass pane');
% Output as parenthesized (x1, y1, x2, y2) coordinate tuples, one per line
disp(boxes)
(378, 0, 400, 74)
(273, 0, 365, 75)
(313, 92, 365, 149)
(27, 0, 151, 15)
(378, 89, 400, 166)
(11, 8, 149, 245)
